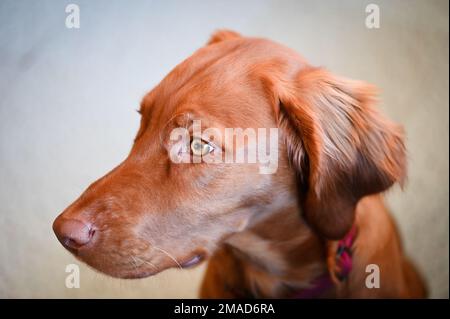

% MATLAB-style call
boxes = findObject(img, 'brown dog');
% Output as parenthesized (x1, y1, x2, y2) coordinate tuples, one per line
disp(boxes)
(53, 30, 426, 298)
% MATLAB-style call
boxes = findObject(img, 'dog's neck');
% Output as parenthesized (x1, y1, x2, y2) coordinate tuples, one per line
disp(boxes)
(224, 194, 330, 298)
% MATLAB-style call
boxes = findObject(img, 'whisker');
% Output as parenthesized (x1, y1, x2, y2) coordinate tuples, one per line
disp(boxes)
(133, 256, 159, 272)
(153, 246, 183, 269)
(130, 256, 140, 270)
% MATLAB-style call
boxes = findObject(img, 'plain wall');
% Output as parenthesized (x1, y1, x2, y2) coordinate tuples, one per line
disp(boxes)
(0, 0, 448, 298)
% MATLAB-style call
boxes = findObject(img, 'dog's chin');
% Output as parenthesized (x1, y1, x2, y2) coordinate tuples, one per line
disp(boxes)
(88, 265, 160, 280)
(118, 270, 158, 279)
(83, 254, 206, 279)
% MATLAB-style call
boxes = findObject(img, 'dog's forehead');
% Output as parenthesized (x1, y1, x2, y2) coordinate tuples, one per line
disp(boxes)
(139, 38, 303, 128)
(140, 40, 253, 110)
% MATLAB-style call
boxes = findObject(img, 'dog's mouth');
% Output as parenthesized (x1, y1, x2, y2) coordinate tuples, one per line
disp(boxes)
(94, 253, 206, 279)
(119, 255, 203, 279)
(181, 254, 204, 268)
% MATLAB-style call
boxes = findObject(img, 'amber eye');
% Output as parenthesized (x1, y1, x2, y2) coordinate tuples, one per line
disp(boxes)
(190, 138, 213, 156)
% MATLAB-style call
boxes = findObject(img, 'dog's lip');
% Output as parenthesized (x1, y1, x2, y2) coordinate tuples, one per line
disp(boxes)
(113, 255, 204, 279)
(181, 254, 204, 268)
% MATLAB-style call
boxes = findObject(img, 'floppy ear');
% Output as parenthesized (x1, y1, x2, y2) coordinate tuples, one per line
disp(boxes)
(276, 67, 406, 239)
(207, 29, 241, 45)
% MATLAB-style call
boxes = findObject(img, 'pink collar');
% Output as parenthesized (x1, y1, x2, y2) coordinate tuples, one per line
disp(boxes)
(291, 225, 358, 299)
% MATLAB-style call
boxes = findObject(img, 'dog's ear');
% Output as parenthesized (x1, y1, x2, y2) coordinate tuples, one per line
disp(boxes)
(207, 29, 241, 45)
(275, 67, 406, 239)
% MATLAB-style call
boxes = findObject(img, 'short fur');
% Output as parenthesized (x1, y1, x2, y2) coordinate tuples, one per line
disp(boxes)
(53, 30, 426, 298)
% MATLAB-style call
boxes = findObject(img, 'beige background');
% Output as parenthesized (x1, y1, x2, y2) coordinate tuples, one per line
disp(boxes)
(0, 0, 448, 298)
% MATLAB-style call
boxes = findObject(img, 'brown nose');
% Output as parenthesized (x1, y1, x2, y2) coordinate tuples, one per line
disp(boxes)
(53, 217, 94, 250)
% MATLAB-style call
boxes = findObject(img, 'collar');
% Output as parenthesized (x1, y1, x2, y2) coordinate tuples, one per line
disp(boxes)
(291, 225, 358, 298)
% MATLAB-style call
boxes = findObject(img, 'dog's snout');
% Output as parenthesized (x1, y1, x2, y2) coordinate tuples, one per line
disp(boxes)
(53, 217, 94, 250)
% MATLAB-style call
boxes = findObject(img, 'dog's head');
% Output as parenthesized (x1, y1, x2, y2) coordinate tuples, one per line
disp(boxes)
(53, 30, 406, 278)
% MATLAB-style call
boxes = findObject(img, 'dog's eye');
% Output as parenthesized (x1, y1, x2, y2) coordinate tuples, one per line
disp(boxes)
(191, 138, 214, 156)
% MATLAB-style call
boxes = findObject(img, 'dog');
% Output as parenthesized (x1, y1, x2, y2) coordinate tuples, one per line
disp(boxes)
(53, 30, 426, 298)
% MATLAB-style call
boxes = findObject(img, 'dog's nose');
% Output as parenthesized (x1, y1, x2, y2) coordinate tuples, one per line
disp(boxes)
(53, 217, 94, 250)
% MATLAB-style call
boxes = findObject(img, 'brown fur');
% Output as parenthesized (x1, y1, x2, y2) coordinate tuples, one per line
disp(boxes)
(53, 30, 426, 298)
